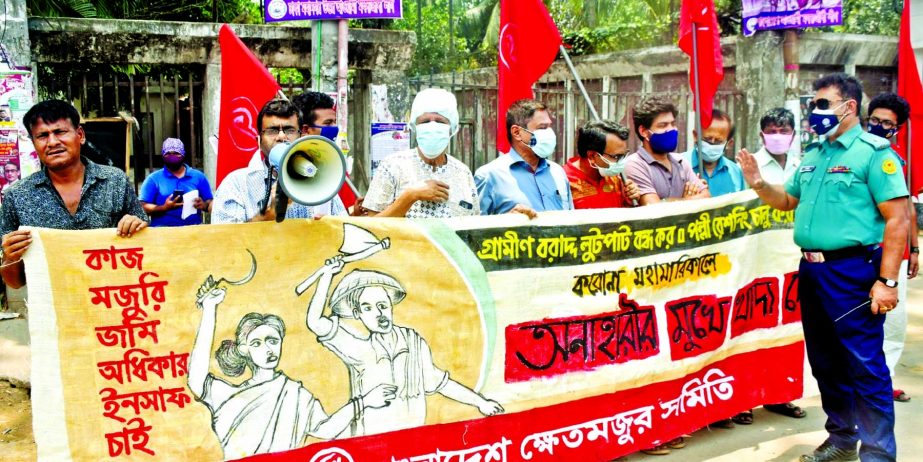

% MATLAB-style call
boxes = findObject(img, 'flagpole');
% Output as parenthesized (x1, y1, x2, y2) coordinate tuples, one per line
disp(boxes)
(559, 45, 600, 122)
(691, 23, 705, 177)
(559, 44, 639, 206)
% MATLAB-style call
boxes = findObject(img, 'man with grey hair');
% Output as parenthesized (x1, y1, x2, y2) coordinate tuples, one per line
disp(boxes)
(304, 260, 504, 437)
(362, 88, 479, 218)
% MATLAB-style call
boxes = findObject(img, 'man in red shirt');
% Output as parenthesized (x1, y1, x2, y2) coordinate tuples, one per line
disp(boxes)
(564, 120, 640, 209)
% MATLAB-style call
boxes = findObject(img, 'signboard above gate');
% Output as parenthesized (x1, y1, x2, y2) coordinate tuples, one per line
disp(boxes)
(264, 0, 402, 22)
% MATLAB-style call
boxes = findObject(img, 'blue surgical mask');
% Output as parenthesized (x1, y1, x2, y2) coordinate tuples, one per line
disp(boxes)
(809, 101, 847, 136)
(523, 127, 557, 159)
(312, 125, 340, 141)
(868, 123, 895, 140)
(415, 121, 452, 159)
(698, 141, 726, 162)
(647, 128, 679, 154)
(594, 154, 628, 177)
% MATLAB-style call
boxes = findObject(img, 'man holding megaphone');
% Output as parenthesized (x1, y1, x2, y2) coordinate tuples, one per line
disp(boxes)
(212, 99, 347, 223)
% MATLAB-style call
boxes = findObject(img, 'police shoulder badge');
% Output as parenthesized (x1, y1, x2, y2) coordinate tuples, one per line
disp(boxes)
(882, 159, 898, 175)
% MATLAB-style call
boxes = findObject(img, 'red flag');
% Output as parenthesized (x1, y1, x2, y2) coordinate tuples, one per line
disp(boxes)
(678, 0, 724, 130)
(217, 24, 281, 187)
(897, 0, 923, 197)
(497, 0, 561, 154)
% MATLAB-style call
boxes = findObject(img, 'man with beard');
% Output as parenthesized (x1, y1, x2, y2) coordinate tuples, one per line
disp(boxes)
(139, 138, 213, 226)
(304, 262, 504, 437)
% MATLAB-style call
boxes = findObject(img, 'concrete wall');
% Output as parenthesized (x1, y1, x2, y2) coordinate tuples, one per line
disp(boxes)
(26, 17, 416, 189)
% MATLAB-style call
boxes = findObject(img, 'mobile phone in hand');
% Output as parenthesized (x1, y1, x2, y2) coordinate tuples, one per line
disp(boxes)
(172, 190, 184, 203)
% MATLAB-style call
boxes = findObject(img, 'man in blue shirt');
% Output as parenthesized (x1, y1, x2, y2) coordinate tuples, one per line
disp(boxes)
(139, 138, 213, 226)
(475, 99, 572, 216)
(685, 109, 746, 196)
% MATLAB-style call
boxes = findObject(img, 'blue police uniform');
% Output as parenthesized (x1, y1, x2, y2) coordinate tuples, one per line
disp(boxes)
(785, 124, 909, 461)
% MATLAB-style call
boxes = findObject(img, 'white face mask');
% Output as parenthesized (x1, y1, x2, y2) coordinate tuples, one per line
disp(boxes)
(698, 141, 727, 162)
(594, 154, 628, 177)
(523, 127, 557, 159)
(415, 121, 452, 159)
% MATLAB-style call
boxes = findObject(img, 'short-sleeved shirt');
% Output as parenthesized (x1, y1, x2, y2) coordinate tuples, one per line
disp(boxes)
(363, 149, 480, 218)
(784, 124, 909, 250)
(753, 146, 800, 184)
(684, 149, 747, 197)
(624, 147, 700, 200)
(139, 165, 214, 227)
(1, 158, 148, 236)
(474, 148, 574, 215)
(563, 157, 629, 209)
(211, 152, 346, 224)
(318, 318, 448, 436)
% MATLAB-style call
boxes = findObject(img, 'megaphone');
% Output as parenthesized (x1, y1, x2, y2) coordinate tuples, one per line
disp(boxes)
(268, 135, 349, 222)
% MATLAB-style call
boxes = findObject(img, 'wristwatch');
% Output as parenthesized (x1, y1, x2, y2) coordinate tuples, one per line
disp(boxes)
(911, 246, 920, 254)
(877, 276, 898, 288)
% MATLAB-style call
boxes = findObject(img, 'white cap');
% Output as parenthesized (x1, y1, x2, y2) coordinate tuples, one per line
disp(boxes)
(410, 88, 459, 134)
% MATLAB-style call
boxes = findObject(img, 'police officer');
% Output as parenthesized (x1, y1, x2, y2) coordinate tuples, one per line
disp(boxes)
(737, 73, 909, 462)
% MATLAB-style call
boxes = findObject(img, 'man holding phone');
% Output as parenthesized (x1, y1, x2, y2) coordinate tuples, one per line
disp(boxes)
(139, 138, 213, 226)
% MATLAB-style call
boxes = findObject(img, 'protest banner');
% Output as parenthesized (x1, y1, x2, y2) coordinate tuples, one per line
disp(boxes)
(741, 0, 843, 36)
(25, 190, 804, 461)
(264, 0, 401, 22)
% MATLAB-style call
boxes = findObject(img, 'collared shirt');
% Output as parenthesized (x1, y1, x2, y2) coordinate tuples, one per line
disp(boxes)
(563, 157, 629, 209)
(784, 124, 909, 250)
(364, 149, 480, 218)
(684, 149, 747, 197)
(474, 148, 574, 215)
(752, 146, 800, 184)
(139, 164, 214, 227)
(624, 146, 700, 200)
(1, 158, 147, 236)
(211, 152, 346, 224)
(319, 317, 448, 436)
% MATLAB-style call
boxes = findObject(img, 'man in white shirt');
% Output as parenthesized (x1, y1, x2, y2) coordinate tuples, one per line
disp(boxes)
(212, 99, 346, 223)
(743, 108, 800, 184)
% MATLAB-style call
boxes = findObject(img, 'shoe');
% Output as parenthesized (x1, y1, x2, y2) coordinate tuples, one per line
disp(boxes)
(893, 388, 911, 402)
(709, 418, 735, 429)
(666, 437, 686, 449)
(798, 441, 858, 462)
(641, 444, 670, 455)
(731, 410, 754, 425)
(764, 402, 807, 418)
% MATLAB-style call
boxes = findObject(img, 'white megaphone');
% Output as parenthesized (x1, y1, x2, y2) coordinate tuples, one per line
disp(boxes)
(268, 135, 354, 222)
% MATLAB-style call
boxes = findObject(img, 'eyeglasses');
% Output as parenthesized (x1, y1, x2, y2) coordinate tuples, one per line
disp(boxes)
(808, 98, 848, 112)
(261, 126, 299, 137)
(601, 151, 631, 162)
(868, 116, 897, 130)
(4, 169, 18, 173)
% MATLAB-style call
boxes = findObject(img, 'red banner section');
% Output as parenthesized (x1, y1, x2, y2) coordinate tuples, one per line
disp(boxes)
(730, 277, 780, 338)
(241, 342, 804, 462)
(504, 293, 658, 382)
(666, 294, 732, 361)
(782, 271, 801, 325)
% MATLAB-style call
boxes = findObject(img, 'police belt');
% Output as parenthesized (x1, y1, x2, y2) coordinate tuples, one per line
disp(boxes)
(801, 244, 880, 263)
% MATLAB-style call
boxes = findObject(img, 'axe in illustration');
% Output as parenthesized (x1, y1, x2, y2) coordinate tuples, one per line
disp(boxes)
(295, 223, 390, 296)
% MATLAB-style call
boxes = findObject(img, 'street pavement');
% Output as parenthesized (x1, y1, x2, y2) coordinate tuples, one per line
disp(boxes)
(619, 269, 923, 461)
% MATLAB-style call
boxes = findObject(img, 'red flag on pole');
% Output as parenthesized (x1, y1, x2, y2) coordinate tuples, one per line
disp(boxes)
(678, 0, 724, 130)
(497, 0, 561, 154)
(217, 24, 281, 187)
(897, 0, 923, 197)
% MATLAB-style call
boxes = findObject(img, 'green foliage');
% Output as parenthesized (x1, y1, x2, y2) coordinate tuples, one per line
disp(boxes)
(26, 0, 262, 23)
(835, 0, 901, 35)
